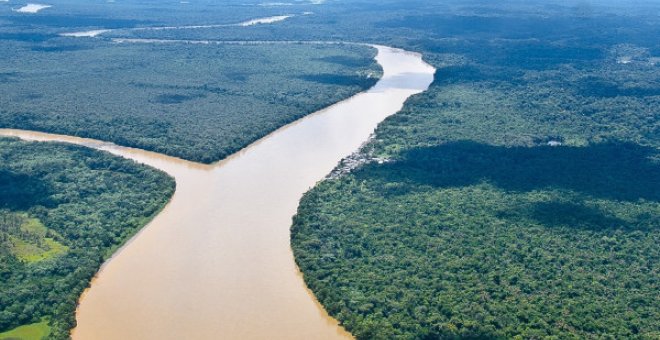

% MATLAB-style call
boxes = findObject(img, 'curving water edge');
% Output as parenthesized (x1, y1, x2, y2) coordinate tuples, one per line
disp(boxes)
(0, 44, 435, 339)
(60, 15, 296, 37)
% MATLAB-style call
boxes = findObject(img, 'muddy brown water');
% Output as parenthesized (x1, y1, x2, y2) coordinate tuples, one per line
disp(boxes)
(0, 44, 435, 339)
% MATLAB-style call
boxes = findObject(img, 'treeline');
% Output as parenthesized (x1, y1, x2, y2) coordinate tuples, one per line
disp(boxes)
(0, 137, 174, 339)
(292, 1, 660, 339)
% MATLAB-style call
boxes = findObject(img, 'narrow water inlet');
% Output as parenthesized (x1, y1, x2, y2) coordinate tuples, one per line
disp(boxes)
(0, 44, 435, 339)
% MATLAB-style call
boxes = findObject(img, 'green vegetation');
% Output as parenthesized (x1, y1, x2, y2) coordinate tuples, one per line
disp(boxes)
(0, 320, 50, 340)
(290, 1, 660, 339)
(0, 137, 174, 339)
(2, 0, 659, 338)
(0, 41, 380, 163)
(294, 152, 659, 338)
(6, 215, 69, 264)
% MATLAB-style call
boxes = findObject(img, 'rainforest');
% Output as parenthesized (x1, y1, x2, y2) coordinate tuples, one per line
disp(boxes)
(1, 0, 658, 339)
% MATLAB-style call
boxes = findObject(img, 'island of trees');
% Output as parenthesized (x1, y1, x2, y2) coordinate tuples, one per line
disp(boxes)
(0, 42, 380, 163)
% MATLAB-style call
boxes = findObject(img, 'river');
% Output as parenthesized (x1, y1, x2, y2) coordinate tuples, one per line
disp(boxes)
(0, 44, 435, 339)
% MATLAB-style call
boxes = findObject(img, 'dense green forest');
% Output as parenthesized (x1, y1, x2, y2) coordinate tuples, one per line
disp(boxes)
(0, 41, 380, 163)
(2, 0, 659, 338)
(0, 137, 174, 339)
(290, 1, 660, 339)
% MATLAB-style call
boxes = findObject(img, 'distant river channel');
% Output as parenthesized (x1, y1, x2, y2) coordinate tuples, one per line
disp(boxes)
(0, 44, 435, 339)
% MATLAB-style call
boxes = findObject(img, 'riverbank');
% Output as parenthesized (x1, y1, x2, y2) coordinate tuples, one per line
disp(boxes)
(0, 44, 435, 339)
